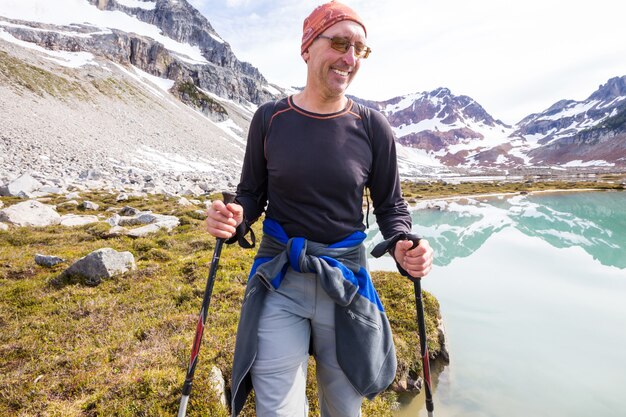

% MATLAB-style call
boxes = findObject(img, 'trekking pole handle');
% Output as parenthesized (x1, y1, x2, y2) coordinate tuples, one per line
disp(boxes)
(222, 191, 236, 207)
(403, 234, 422, 283)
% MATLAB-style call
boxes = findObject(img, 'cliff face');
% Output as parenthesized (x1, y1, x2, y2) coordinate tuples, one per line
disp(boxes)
(1, 0, 280, 112)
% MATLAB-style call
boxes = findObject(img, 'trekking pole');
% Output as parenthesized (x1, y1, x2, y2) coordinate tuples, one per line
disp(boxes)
(178, 191, 236, 417)
(407, 237, 434, 417)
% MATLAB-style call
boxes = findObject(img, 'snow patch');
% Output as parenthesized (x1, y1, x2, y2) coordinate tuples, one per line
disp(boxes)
(561, 160, 614, 168)
(0, 28, 97, 67)
(116, 0, 157, 10)
(0, 0, 208, 64)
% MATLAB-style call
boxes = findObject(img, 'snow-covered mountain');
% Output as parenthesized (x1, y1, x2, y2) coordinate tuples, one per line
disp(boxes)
(514, 76, 626, 167)
(360, 78, 626, 171)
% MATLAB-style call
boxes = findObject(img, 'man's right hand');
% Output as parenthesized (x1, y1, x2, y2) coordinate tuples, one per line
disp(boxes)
(206, 200, 244, 239)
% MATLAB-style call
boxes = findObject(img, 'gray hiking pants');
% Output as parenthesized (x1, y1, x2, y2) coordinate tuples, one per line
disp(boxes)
(251, 268, 363, 417)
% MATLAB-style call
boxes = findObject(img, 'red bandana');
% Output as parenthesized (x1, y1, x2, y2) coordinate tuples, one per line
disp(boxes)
(301, 1, 367, 57)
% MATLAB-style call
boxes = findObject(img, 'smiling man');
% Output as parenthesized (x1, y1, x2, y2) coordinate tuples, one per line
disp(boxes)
(206, 1, 434, 416)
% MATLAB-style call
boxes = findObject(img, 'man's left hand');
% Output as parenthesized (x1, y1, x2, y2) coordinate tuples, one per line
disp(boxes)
(394, 239, 434, 278)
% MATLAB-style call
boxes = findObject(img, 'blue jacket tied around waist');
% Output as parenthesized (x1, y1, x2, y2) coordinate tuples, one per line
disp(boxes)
(230, 219, 397, 416)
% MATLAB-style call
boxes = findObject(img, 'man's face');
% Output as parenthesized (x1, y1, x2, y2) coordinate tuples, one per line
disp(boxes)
(303, 20, 367, 99)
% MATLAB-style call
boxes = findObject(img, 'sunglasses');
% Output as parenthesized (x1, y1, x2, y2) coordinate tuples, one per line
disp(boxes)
(316, 35, 372, 59)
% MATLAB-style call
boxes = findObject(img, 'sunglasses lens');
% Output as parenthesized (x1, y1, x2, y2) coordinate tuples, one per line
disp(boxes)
(327, 37, 370, 59)
(330, 38, 350, 53)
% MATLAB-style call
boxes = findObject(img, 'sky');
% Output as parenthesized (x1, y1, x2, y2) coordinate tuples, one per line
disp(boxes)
(188, 0, 626, 125)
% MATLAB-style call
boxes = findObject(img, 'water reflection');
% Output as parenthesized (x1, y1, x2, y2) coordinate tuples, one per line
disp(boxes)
(365, 191, 626, 417)
(367, 191, 626, 269)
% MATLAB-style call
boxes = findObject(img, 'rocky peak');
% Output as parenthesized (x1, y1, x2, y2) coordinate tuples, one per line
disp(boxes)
(589, 76, 626, 102)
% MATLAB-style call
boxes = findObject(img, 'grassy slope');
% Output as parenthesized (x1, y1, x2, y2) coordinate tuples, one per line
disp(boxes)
(1, 180, 623, 416)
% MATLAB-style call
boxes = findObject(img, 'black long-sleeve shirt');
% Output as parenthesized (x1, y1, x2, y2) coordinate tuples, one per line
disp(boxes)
(235, 96, 411, 244)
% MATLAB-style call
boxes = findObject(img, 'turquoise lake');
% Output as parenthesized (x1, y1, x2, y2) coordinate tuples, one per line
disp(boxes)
(366, 191, 626, 417)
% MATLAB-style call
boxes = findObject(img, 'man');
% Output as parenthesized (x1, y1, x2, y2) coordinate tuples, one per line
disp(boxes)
(206, 1, 434, 416)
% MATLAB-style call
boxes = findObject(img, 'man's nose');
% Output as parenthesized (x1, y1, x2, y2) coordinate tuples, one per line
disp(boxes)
(342, 45, 358, 65)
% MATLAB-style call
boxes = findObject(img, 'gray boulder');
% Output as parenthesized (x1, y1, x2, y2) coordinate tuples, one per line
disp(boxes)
(58, 248, 136, 286)
(0, 173, 43, 197)
(209, 366, 228, 408)
(35, 254, 65, 267)
(119, 206, 140, 216)
(59, 214, 100, 227)
(81, 201, 100, 211)
(125, 216, 179, 238)
(0, 200, 61, 227)
(79, 169, 104, 180)
(38, 186, 65, 195)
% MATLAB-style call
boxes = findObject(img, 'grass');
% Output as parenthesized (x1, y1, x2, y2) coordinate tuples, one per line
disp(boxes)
(2, 179, 622, 416)
(0, 51, 89, 100)
(401, 176, 625, 202)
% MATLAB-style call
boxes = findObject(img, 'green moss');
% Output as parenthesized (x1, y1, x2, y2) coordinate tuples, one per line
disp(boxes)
(177, 81, 228, 116)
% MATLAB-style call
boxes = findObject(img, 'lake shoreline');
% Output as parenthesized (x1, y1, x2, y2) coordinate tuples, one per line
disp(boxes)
(408, 187, 622, 205)
(400, 177, 625, 203)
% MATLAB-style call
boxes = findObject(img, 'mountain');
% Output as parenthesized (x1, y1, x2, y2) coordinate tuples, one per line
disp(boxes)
(354, 88, 514, 169)
(515, 76, 626, 167)
(0, 0, 286, 195)
(364, 78, 626, 171)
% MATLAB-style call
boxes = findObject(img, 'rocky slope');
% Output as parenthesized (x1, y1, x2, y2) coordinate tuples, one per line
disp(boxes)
(0, 0, 288, 195)
(0, 38, 249, 195)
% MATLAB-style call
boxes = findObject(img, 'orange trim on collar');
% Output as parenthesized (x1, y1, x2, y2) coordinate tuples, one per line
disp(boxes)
(287, 96, 356, 119)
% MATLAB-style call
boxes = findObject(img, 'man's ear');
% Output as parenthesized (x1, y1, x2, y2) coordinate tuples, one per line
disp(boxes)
(301, 50, 310, 63)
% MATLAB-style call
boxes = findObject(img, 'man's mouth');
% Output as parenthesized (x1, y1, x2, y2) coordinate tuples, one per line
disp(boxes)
(331, 68, 350, 77)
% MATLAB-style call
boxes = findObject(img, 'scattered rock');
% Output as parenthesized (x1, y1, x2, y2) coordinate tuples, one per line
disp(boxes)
(437, 317, 451, 363)
(81, 201, 100, 210)
(0, 222, 8, 231)
(79, 169, 104, 181)
(39, 185, 65, 195)
(391, 375, 421, 393)
(35, 254, 65, 267)
(135, 212, 159, 224)
(106, 214, 121, 226)
(59, 214, 100, 227)
(178, 197, 193, 206)
(181, 185, 204, 196)
(0, 173, 43, 197)
(119, 206, 140, 216)
(209, 366, 228, 408)
(59, 200, 80, 208)
(57, 248, 136, 286)
(106, 225, 128, 237)
(0, 200, 61, 227)
(126, 221, 176, 238)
